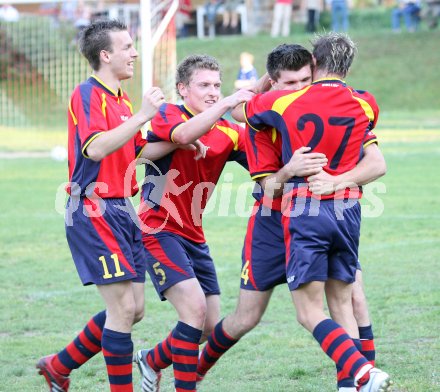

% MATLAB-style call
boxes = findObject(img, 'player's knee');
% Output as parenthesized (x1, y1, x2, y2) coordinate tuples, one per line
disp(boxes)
(107, 302, 136, 327)
(133, 306, 145, 324)
(242, 311, 263, 331)
(230, 309, 262, 334)
(295, 310, 314, 331)
(189, 299, 208, 326)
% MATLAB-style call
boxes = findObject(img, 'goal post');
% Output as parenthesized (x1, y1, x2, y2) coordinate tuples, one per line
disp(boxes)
(140, 0, 178, 102)
(1, 0, 178, 130)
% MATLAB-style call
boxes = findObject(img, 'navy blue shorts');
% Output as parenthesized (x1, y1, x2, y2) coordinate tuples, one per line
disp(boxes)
(241, 201, 287, 291)
(284, 197, 361, 291)
(65, 197, 147, 286)
(143, 232, 220, 300)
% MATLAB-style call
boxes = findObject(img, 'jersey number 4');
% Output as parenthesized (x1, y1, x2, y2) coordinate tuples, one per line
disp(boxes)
(241, 260, 250, 285)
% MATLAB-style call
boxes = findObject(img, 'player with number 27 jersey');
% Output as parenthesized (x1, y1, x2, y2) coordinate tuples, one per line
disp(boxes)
(245, 78, 379, 199)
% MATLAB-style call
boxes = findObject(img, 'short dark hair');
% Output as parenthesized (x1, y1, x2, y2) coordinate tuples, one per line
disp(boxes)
(266, 44, 313, 82)
(78, 19, 127, 71)
(175, 54, 221, 97)
(312, 32, 357, 78)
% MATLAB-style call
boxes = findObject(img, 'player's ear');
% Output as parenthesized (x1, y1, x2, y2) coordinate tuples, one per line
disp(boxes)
(100, 49, 111, 65)
(177, 82, 187, 98)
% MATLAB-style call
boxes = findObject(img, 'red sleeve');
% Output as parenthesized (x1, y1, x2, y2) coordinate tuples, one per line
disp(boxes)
(69, 85, 108, 149)
(244, 93, 272, 131)
(357, 90, 379, 130)
(150, 103, 186, 142)
(245, 125, 283, 181)
(234, 123, 246, 152)
(134, 130, 147, 158)
(351, 89, 380, 147)
(244, 90, 288, 132)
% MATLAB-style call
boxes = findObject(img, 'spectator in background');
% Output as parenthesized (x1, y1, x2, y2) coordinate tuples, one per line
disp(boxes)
(425, 0, 440, 29)
(271, 0, 293, 37)
(205, 0, 223, 37)
(59, 0, 77, 23)
(327, 0, 349, 31)
(306, 0, 322, 32)
(74, 1, 91, 34)
(234, 51, 258, 90)
(0, 3, 19, 22)
(222, 0, 241, 33)
(39, 2, 60, 28)
(176, 0, 193, 38)
(391, 0, 421, 32)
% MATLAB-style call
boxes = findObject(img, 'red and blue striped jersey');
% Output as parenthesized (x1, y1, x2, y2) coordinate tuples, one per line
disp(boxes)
(245, 127, 284, 211)
(67, 76, 146, 198)
(245, 78, 379, 199)
(139, 103, 247, 243)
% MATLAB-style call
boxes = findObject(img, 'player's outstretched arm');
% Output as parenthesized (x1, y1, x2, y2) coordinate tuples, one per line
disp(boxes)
(260, 146, 328, 199)
(139, 139, 208, 162)
(232, 73, 272, 122)
(86, 87, 165, 161)
(171, 89, 255, 145)
(307, 142, 386, 196)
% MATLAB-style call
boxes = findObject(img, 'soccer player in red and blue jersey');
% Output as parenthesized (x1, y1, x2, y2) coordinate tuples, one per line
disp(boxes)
(133, 55, 254, 392)
(242, 33, 392, 392)
(196, 44, 386, 392)
(36, 20, 182, 392)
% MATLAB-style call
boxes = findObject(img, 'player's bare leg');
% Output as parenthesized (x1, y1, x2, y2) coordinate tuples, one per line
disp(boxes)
(132, 281, 146, 323)
(197, 289, 273, 382)
(325, 279, 358, 338)
(98, 281, 137, 390)
(291, 281, 389, 391)
(164, 279, 205, 391)
(165, 278, 207, 329)
(201, 294, 221, 343)
(352, 270, 376, 365)
(326, 279, 359, 390)
(222, 289, 273, 339)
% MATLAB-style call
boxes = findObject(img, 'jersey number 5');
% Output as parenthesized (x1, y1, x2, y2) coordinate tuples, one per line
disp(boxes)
(153, 262, 166, 286)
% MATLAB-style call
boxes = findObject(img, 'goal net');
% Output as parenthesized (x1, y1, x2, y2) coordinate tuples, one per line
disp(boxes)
(0, 0, 177, 130)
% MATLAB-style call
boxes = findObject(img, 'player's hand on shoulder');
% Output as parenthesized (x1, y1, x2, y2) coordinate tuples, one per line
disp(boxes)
(224, 88, 255, 109)
(252, 73, 272, 94)
(142, 87, 165, 120)
(286, 146, 327, 177)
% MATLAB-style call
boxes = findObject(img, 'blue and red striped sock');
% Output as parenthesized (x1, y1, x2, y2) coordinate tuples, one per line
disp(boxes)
(336, 339, 362, 388)
(146, 331, 173, 372)
(196, 319, 238, 379)
(51, 310, 106, 376)
(313, 319, 370, 380)
(102, 328, 133, 392)
(359, 325, 375, 365)
(171, 321, 202, 392)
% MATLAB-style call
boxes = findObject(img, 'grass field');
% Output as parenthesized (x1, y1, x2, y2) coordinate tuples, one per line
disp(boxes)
(1, 26, 440, 392)
(0, 128, 439, 391)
